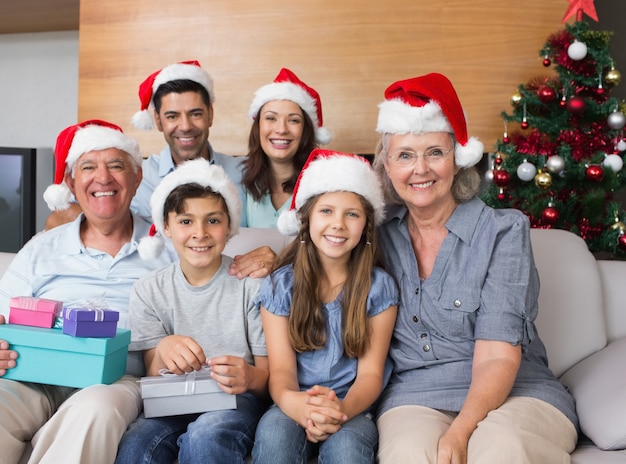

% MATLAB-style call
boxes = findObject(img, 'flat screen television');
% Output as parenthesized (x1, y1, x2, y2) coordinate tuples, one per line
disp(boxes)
(0, 147, 54, 253)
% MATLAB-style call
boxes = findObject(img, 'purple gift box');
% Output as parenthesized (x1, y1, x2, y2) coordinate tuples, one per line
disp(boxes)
(62, 307, 120, 338)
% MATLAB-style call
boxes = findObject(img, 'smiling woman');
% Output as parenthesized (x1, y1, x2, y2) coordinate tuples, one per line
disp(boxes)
(240, 68, 329, 228)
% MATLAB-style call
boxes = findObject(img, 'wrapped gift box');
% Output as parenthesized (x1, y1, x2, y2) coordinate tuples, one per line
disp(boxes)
(140, 370, 236, 418)
(0, 324, 130, 388)
(8, 296, 63, 328)
(62, 307, 119, 338)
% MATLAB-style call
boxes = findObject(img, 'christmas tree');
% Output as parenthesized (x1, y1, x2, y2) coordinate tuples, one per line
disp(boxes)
(481, 1, 626, 258)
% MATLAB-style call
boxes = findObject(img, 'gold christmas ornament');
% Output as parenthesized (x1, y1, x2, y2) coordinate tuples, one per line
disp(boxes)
(510, 92, 523, 108)
(534, 170, 553, 189)
(610, 220, 626, 233)
(605, 68, 622, 86)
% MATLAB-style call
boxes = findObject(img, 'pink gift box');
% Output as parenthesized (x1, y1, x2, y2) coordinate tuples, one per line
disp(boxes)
(8, 297, 63, 328)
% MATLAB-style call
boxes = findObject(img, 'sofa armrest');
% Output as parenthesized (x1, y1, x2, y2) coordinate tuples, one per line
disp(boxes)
(597, 260, 626, 342)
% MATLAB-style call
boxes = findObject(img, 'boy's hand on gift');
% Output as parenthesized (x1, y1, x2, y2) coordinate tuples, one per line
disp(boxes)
(228, 246, 276, 279)
(0, 314, 18, 375)
(156, 335, 206, 375)
(208, 355, 254, 394)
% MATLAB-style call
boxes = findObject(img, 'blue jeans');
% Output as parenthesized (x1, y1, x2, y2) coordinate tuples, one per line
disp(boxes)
(251, 404, 378, 464)
(115, 392, 267, 464)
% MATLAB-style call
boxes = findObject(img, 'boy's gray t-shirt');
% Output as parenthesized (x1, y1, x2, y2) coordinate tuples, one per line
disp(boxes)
(129, 255, 265, 364)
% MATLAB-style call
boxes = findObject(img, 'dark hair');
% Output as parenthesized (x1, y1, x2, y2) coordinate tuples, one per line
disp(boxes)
(163, 183, 228, 226)
(153, 80, 212, 114)
(241, 107, 317, 202)
(273, 193, 383, 357)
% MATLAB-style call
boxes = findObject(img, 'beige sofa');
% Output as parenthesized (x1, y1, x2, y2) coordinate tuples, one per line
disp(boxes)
(1, 227, 625, 462)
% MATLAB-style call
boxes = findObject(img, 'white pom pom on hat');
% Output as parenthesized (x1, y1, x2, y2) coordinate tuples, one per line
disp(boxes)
(277, 149, 385, 236)
(376, 72, 484, 168)
(137, 159, 241, 259)
(248, 68, 331, 146)
(132, 60, 215, 131)
(43, 120, 141, 211)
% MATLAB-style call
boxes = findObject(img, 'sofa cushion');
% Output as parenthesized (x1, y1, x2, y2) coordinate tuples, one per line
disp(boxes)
(560, 336, 626, 451)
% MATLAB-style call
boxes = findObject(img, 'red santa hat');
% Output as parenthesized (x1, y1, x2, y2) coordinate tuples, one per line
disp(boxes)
(43, 120, 141, 211)
(131, 60, 215, 130)
(248, 68, 331, 145)
(137, 158, 241, 260)
(277, 149, 384, 236)
(376, 73, 484, 168)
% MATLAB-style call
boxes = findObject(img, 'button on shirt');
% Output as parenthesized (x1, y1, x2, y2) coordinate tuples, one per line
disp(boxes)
(376, 197, 577, 428)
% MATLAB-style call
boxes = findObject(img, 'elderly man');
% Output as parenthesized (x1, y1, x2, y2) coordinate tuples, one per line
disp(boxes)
(0, 120, 174, 464)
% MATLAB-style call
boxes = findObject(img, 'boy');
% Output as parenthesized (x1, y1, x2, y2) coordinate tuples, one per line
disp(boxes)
(115, 159, 268, 464)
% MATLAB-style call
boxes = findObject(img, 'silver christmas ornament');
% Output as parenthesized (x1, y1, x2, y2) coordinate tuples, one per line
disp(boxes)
(607, 111, 626, 130)
(517, 161, 537, 181)
(603, 154, 624, 173)
(546, 155, 565, 174)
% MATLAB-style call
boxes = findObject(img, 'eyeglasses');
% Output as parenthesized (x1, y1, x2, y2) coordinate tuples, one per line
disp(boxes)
(387, 147, 454, 167)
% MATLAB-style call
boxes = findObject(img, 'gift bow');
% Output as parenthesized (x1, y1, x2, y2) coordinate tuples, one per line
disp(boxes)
(65, 307, 106, 322)
(158, 366, 212, 395)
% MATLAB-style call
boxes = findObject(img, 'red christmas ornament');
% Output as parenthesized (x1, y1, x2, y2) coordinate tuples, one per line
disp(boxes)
(521, 121, 530, 129)
(566, 96, 586, 115)
(541, 206, 560, 225)
(494, 156, 503, 166)
(497, 189, 506, 201)
(586, 164, 605, 182)
(543, 57, 551, 67)
(492, 169, 511, 187)
(618, 233, 626, 252)
(537, 85, 557, 103)
(502, 136, 510, 144)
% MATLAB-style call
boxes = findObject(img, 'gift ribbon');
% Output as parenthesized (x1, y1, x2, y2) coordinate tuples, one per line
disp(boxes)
(65, 307, 105, 322)
(158, 365, 211, 395)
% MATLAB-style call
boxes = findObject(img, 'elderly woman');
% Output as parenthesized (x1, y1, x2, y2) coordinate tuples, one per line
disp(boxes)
(372, 73, 578, 464)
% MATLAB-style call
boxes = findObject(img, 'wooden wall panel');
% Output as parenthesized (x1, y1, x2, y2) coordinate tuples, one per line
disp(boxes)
(78, 0, 565, 158)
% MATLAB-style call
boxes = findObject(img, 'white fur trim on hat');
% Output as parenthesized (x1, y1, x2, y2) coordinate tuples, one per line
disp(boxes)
(67, 125, 141, 169)
(277, 153, 385, 236)
(376, 100, 453, 135)
(141, 159, 241, 257)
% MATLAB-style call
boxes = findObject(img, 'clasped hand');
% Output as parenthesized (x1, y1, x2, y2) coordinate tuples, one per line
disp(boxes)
(302, 385, 348, 443)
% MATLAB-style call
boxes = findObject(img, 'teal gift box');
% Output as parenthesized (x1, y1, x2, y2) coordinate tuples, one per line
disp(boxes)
(0, 324, 130, 388)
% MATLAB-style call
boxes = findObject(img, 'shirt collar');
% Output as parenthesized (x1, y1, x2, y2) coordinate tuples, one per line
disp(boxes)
(384, 197, 486, 246)
(158, 142, 215, 179)
(55, 212, 152, 256)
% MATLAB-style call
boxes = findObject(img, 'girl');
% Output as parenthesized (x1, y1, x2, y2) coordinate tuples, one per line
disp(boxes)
(240, 68, 331, 228)
(252, 149, 398, 464)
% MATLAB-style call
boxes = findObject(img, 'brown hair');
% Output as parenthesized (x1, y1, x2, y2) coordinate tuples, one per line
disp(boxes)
(163, 183, 229, 226)
(273, 193, 383, 358)
(241, 106, 317, 202)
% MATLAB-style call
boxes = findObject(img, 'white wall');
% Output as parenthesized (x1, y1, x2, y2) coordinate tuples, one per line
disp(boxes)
(0, 31, 78, 149)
